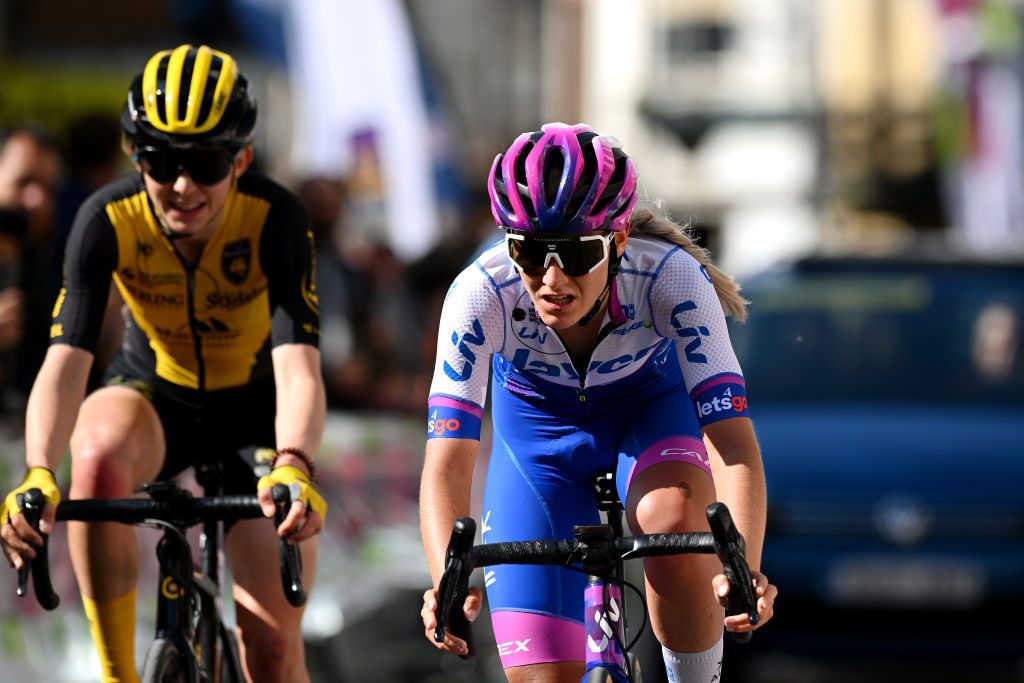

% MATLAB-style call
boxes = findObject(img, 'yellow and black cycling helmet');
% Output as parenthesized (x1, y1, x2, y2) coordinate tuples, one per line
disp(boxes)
(121, 44, 256, 150)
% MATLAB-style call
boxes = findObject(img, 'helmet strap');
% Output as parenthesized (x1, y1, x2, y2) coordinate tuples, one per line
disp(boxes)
(577, 249, 622, 327)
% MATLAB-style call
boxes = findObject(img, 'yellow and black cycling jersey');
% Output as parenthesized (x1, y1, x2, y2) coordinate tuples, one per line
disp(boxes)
(51, 172, 319, 391)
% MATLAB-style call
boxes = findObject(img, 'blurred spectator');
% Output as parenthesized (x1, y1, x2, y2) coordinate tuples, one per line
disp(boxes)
(298, 176, 357, 401)
(55, 113, 129, 387)
(0, 209, 27, 408)
(0, 125, 63, 410)
(298, 174, 432, 413)
(55, 113, 125, 255)
(972, 302, 1020, 383)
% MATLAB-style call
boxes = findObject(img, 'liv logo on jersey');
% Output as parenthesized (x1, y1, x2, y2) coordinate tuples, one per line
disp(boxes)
(670, 300, 710, 364)
(443, 318, 486, 381)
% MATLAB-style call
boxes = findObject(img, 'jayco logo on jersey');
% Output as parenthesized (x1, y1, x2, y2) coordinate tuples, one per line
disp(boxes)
(670, 300, 710, 363)
(696, 387, 748, 417)
(511, 341, 662, 379)
(443, 319, 486, 382)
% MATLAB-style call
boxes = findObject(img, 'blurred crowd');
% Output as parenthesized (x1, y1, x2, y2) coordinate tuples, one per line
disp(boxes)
(0, 114, 489, 421)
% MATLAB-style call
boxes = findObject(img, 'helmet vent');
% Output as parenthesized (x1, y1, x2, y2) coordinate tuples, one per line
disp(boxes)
(592, 157, 627, 215)
(514, 143, 537, 220)
(542, 148, 565, 206)
(566, 139, 598, 218)
(178, 49, 198, 121)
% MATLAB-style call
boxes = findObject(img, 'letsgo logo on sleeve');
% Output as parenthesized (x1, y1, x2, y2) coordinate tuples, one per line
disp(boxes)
(695, 387, 749, 419)
(427, 410, 461, 436)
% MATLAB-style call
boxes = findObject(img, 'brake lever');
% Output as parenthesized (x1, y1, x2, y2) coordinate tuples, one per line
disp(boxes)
(434, 516, 476, 659)
(707, 502, 757, 644)
(271, 484, 307, 607)
(16, 488, 60, 610)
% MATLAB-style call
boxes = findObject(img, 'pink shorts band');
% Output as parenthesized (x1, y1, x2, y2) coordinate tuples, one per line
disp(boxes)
(490, 609, 584, 668)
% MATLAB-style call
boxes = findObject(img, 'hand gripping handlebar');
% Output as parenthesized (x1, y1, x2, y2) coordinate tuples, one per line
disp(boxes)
(433, 502, 760, 657)
(14, 485, 307, 610)
(433, 516, 477, 659)
(706, 501, 758, 643)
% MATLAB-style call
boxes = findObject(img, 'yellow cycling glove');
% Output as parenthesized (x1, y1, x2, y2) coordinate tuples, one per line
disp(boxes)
(2, 467, 60, 526)
(257, 465, 327, 520)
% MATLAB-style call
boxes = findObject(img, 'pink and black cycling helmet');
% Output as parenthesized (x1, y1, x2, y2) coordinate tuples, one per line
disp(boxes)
(488, 122, 638, 234)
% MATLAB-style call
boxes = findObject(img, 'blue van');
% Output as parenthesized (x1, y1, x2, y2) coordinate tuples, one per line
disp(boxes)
(727, 254, 1024, 680)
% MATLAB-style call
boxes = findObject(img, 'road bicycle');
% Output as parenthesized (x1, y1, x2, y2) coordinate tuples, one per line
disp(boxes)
(434, 473, 758, 683)
(14, 459, 306, 683)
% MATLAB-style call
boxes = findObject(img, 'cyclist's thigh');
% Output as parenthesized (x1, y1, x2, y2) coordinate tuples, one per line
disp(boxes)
(610, 382, 716, 532)
(484, 387, 622, 670)
(614, 381, 714, 523)
(225, 520, 318, 644)
(70, 384, 165, 494)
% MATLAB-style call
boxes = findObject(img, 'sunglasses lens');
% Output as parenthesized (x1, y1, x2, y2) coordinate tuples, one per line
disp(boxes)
(185, 150, 235, 184)
(138, 151, 178, 183)
(507, 238, 546, 277)
(139, 148, 235, 185)
(507, 234, 609, 277)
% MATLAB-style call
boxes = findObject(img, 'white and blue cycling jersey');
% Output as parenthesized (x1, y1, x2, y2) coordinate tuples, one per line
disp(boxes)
(426, 235, 751, 669)
(428, 235, 748, 439)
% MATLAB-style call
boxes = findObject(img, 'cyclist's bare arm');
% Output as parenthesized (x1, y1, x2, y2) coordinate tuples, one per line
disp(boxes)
(271, 344, 325, 467)
(2, 346, 92, 563)
(703, 416, 776, 630)
(263, 343, 326, 539)
(26, 345, 92, 479)
(420, 437, 481, 655)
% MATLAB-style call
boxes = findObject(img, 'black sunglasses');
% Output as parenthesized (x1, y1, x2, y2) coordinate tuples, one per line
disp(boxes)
(136, 147, 237, 185)
(505, 230, 613, 278)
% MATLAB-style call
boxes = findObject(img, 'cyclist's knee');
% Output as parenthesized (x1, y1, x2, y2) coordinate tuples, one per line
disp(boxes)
(69, 440, 136, 498)
(630, 481, 701, 535)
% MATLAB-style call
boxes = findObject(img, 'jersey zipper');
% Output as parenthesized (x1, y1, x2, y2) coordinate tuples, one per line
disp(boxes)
(184, 268, 206, 391)
(570, 317, 623, 409)
(168, 244, 206, 392)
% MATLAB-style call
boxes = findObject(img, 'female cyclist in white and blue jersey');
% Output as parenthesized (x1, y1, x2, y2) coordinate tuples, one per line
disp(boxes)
(420, 123, 777, 683)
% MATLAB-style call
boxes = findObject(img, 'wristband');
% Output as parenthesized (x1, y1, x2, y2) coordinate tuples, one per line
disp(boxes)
(271, 447, 317, 484)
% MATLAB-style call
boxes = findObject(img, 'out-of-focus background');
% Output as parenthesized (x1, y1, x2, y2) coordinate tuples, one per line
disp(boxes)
(0, 0, 1022, 681)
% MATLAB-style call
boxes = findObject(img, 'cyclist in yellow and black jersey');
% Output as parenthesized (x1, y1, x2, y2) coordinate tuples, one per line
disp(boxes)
(53, 169, 319, 391)
(1, 45, 326, 683)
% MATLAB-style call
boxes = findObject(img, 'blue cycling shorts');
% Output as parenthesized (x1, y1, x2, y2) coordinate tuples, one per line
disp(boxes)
(482, 361, 712, 668)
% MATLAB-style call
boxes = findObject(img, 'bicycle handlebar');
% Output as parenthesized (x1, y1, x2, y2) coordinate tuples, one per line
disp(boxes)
(14, 485, 307, 610)
(434, 502, 759, 657)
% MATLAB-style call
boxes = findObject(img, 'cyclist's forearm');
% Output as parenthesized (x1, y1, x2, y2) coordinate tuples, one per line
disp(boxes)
(24, 345, 93, 472)
(272, 344, 326, 459)
(703, 418, 766, 570)
(420, 438, 477, 586)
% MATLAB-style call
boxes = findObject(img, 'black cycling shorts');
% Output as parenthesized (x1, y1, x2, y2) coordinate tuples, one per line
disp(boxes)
(102, 351, 277, 498)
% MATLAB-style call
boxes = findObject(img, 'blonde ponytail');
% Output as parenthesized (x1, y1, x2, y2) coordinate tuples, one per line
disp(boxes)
(628, 203, 749, 322)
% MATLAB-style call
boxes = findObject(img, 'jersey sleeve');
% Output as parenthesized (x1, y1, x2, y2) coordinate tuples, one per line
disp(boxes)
(426, 264, 504, 441)
(650, 249, 749, 426)
(260, 191, 320, 348)
(50, 192, 118, 352)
